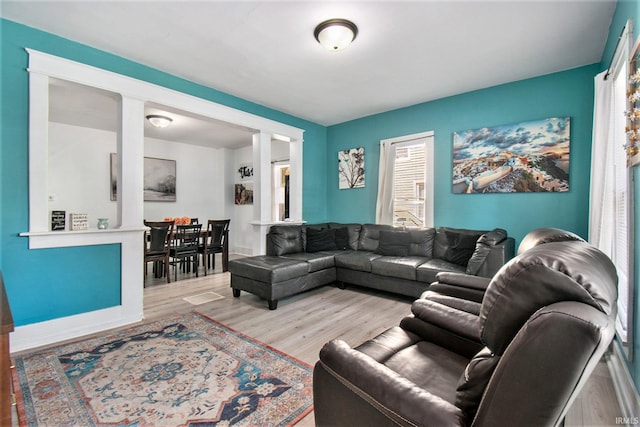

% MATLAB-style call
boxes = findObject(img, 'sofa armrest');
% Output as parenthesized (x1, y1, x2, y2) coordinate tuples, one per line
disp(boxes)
(473, 237, 515, 278)
(315, 340, 465, 427)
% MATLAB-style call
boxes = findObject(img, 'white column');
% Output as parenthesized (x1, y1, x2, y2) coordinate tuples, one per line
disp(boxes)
(252, 131, 271, 255)
(28, 72, 50, 232)
(117, 96, 145, 320)
(289, 139, 303, 221)
(117, 96, 145, 228)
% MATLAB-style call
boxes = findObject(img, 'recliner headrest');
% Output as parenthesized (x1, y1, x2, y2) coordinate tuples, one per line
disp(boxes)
(517, 227, 584, 255)
(480, 240, 617, 355)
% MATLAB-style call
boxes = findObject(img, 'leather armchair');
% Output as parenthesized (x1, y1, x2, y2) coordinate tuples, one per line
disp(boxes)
(313, 237, 617, 426)
(429, 227, 585, 303)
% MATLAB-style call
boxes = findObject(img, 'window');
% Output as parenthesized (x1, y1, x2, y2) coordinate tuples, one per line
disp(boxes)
(612, 37, 632, 346)
(393, 142, 426, 228)
(590, 20, 634, 358)
(376, 132, 434, 228)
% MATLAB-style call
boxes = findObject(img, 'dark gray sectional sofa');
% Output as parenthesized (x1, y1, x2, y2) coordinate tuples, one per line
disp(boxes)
(229, 223, 515, 309)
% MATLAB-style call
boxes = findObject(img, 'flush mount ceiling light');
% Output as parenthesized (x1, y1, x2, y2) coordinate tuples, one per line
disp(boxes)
(146, 114, 173, 128)
(314, 18, 358, 51)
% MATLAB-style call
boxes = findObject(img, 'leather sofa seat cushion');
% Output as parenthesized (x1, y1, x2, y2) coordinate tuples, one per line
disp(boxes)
(335, 251, 383, 272)
(416, 259, 466, 283)
(280, 252, 337, 272)
(228, 256, 308, 282)
(371, 256, 428, 281)
(354, 326, 467, 403)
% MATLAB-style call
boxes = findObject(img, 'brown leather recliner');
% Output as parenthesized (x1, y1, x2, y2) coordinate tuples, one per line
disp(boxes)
(313, 237, 618, 426)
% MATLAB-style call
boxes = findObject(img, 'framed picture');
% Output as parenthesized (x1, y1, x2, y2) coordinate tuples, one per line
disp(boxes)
(338, 147, 365, 189)
(452, 117, 570, 194)
(110, 154, 177, 201)
(235, 182, 254, 205)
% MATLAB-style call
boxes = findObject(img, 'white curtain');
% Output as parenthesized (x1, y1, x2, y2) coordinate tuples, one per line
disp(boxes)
(375, 141, 396, 224)
(588, 70, 615, 255)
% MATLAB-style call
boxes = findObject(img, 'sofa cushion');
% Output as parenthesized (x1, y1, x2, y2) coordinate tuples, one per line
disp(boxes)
(376, 230, 412, 256)
(444, 231, 481, 266)
(371, 256, 428, 281)
(433, 228, 485, 260)
(335, 251, 383, 272)
(269, 225, 304, 255)
(416, 259, 466, 284)
(407, 228, 436, 258)
(329, 223, 362, 250)
(228, 256, 308, 282)
(334, 227, 351, 250)
(358, 224, 395, 252)
(281, 252, 336, 272)
(307, 228, 337, 252)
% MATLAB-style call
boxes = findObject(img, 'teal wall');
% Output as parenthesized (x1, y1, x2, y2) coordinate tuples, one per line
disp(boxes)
(326, 65, 597, 245)
(0, 19, 328, 326)
(603, 0, 640, 394)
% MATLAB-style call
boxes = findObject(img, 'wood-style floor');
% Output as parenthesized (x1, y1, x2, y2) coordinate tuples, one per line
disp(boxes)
(13, 256, 623, 426)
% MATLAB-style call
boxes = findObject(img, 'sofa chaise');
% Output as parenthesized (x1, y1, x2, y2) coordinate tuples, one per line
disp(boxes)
(228, 223, 514, 309)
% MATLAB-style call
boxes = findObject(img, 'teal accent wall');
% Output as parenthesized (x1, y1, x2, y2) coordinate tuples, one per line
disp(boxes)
(0, 19, 328, 326)
(603, 0, 640, 394)
(326, 65, 597, 245)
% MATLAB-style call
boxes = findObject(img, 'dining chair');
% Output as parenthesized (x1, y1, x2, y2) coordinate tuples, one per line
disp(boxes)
(199, 219, 230, 275)
(143, 220, 174, 284)
(170, 223, 202, 281)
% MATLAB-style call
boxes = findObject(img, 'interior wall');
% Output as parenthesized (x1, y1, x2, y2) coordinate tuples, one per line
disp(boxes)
(326, 64, 598, 245)
(0, 18, 329, 328)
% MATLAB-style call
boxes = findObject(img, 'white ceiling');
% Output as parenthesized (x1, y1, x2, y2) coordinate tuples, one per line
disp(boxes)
(1, 0, 617, 146)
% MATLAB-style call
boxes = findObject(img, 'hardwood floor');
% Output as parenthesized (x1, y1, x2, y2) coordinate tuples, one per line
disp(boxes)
(13, 256, 624, 426)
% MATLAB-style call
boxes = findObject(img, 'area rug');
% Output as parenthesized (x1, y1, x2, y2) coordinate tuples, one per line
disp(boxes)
(12, 312, 313, 426)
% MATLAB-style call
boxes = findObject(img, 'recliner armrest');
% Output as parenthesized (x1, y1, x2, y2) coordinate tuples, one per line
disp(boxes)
(315, 339, 465, 427)
(435, 272, 491, 290)
(428, 272, 491, 303)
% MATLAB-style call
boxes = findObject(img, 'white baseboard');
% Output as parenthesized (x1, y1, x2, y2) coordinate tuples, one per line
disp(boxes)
(608, 341, 640, 420)
(10, 306, 142, 353)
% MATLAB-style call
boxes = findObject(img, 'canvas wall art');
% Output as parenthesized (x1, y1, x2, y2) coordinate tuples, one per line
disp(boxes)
(111, 154, 177, 201)
(338, 147, 365, 189)
(235, 182, 253, 205)
(452, 117, 570, 194)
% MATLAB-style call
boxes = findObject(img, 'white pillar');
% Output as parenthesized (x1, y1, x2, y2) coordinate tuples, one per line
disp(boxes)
(117, 96, 145, 319)
(252, 131, 271, 255)
(289, 139, 303, 221)
(28, 72, 50, 232)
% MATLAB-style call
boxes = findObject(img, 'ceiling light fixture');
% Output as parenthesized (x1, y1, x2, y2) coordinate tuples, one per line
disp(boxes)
(146, 114, 173, 128)
(314, 18, 358, 51)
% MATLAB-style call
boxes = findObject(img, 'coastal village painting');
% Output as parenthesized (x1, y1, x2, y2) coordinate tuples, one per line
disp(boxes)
(452, 117, 570, 194)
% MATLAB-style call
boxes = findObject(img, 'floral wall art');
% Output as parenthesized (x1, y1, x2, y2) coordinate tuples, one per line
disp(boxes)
(338, 147, 365, 189)
(452, 117, 570, 194)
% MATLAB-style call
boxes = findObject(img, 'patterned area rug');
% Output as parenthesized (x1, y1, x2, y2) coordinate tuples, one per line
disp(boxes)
(13, 312, 313, 426)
